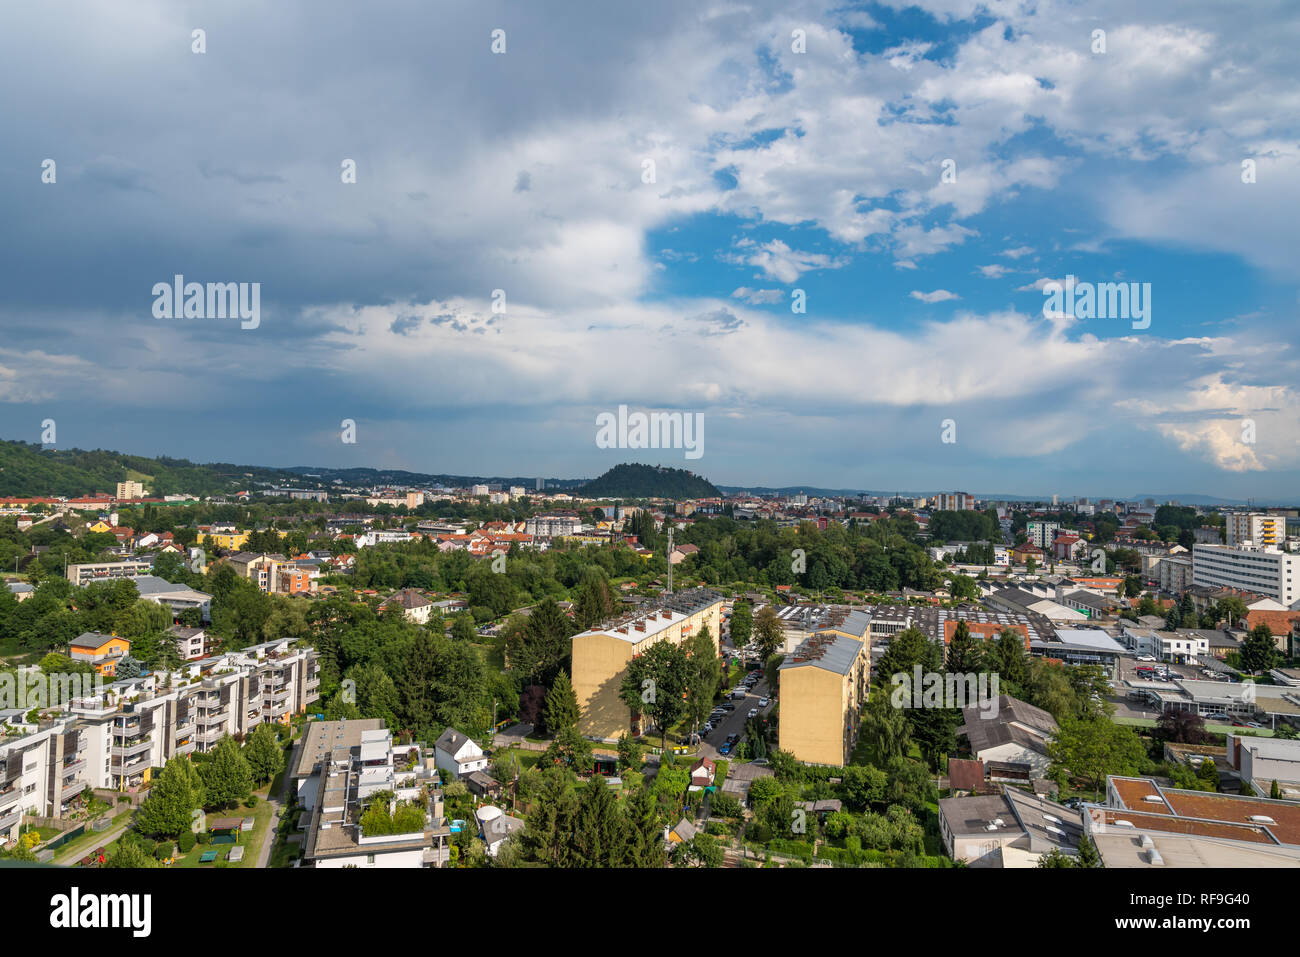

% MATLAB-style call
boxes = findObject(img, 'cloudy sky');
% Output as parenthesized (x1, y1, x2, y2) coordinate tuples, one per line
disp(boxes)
(2, 0, 1297, 499)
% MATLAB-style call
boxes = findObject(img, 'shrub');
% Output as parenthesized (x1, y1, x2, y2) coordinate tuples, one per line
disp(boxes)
(177, 831, 197, 853)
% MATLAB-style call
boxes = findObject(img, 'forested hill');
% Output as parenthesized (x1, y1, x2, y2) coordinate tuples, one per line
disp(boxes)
(576, 463, 722, 500)
(0, 440, 253, 497)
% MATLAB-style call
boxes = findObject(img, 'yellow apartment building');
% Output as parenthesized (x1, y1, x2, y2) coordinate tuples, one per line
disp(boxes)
(778, 630, 870, 767)
(572, 588, 725, 742)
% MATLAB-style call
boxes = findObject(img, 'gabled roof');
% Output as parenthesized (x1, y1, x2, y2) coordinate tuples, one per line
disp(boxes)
(435, 727, 478, 757)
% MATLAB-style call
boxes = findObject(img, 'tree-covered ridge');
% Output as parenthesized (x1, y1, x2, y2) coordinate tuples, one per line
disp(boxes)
(0, 437, 582, 499)
(0, 439, 255, 497)
(577, 463, 722, 500)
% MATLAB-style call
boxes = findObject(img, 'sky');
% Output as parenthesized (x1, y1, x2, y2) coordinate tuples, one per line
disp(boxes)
(1, 0, 1298, 500)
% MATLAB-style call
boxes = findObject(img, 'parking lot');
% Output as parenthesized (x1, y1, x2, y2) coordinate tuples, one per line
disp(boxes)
(694, 631, 774, 759)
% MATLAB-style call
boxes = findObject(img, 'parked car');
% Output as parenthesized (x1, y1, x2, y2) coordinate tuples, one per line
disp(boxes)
(747, 708, 759, 719)
(718, 742, 732, 756)
(758, 697, 769, 708)
(1136, 654, 1157, 662)
(701, 722, 713, 733)
(1246, 721, 1265, 729)
(722, 702, 736, 711)
(1205, 712, 1230, 721)
(726, 733, 740, 745)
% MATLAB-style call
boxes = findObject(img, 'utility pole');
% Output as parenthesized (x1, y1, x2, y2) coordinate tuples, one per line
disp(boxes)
(667, 525, 673, 595)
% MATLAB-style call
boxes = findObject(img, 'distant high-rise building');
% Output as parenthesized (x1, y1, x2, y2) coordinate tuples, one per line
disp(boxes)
(936, 492, 974, 511)
(536, 477, 544, 491)
(1225, 513, 1286, 548)
(115, 481, 145, 500)
(1026, 520, 1060, 549)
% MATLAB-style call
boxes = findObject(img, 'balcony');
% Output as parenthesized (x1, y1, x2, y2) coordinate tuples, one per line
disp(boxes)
(116, 752, 150, 773)
(111, 738, 153, 758)
(196, 709, 228, 727)
(115, 721, 146, 738)
(196, 727, 226, 744)
(0, 809, 21, 833)
(173, 740, 196, 756)
(174, 721, 195, 738)
(62, 757, 87, 776)
(60, 779, 88, 800)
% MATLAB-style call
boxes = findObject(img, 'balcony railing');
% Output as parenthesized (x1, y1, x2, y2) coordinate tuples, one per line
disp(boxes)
(62, 758, 87, 776)
(111, 738, 153, 758)
(116, 753, 149, 772)
(0, 809, 21, 832)
(173, 740, 196, 756)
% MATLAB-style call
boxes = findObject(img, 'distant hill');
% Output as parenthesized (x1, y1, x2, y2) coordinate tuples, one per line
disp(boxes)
(0, 437, 584, 498)
(0, 439, 254, 497)
(577, 463, 722, 500)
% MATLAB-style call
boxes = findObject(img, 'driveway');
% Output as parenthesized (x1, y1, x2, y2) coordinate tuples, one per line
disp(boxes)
(697, 671, 775, 761)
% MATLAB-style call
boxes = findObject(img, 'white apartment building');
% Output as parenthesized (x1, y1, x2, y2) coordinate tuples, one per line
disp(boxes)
(1192, 544, 1298, 606)
(1158, 554, 1194, 594)
(115, 481, 146, 500)
(1026, 521, 1060, 549)
(470, 484, 490, 497)
(294, 719, 451, 868)
(1225, 513, 1287, 548)
(63, 638, 321, 792)
(66, 559, 154, 586)
(354, 529, 413, 548)
(525, 514, 583, 538)
(936, 491, 974, 511)
(0, 717, 106, 845)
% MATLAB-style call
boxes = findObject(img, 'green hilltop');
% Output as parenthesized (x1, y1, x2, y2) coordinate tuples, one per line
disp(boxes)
(576, 463, 722, 500)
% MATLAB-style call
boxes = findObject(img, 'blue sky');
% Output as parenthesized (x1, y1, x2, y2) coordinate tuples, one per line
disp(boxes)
(1, 0, 1297, 499)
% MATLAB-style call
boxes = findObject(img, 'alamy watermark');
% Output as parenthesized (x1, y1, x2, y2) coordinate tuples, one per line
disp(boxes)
(1042, 275, 1150, 330)
(152, 275, 260, 329)
(890, 666, 1000, 718)
(1, 671, 106, 711)
(595, 405, 703, 460)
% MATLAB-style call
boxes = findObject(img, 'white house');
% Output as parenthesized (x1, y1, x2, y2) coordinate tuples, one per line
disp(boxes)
(476, 805, 525, 857)
(379, 588, 433, 624)
(434, 728, 488, 777)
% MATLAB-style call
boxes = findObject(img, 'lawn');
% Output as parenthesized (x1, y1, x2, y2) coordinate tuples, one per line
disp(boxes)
(52, 810, 134, 865)
(173, 799, 275, 868)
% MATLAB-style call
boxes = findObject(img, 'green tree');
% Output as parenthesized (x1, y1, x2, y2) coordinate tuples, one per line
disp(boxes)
(753, 605, 784, 662)
(571, 775, 622, 866)
(200, 735, 254, 809)
(518, 768, 577, 866)
(619, 640, 689, 750)
(946, 620, 985, 674)
(244, 722, 285, 785)
(684, 626, 722, 731)
(134, 756, 205, 838)
(730, 602, 753, 648)
(544, 670, 580, 737)
(1047, 716, 1149, 793)
(1240, 624, 1279, 674)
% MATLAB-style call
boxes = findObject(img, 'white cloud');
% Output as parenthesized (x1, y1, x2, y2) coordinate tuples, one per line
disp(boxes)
(910, 289, 961, 303)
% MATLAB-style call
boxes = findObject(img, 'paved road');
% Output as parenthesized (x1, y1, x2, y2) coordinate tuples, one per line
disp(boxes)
(256, 737, 300, 868)
(696, 661, 775, 761)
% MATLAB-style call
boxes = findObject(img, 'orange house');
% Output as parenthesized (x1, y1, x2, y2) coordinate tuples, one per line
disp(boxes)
(69, 633, 132, 676)
(943, 619, 1030, 652)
